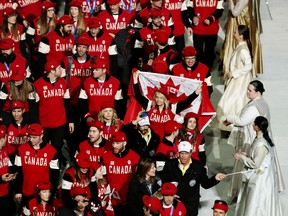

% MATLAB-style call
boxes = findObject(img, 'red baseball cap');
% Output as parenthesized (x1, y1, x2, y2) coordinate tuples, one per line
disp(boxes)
(149, 7, 162, 17)
(42, 1, 56, 10)
(57, 15, 75, 25)
(69, 0, 82, 8)
(0, 38, 14, 50)
(45, 58, 61, 72)
(37, 180, 52, 190)
(76, 153, 90, 168)
(182, 46, 197, 57)
(161, 182, 177, 196)
(76, 36, 90, 46)
(164, 120, 182, 135)
(0, 125, 7, 139)
(88, 17, 101, 28)
(154, 29, 169, 44)
(90, 58, 107, 69)
(70, 186, 89, 197)
(3, 7, 17, 16)
(10, 68, 26, 81)
(212, 200, 229, 212)
(152, 59, 168, 74)
(142, 195, 161, 213)
(184, 112, 199, 120)
(87, 121, 105, 131)
(111, 132, 127, 142)
(27, 124, 44, 136)
(11, 100, 25, 109)
(107, 0, 120, 4)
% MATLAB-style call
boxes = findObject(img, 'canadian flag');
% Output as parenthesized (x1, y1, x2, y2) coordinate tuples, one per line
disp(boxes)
(124, 71, 215, 132)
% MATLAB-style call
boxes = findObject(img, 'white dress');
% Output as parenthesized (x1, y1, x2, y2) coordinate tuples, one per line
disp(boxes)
(212, 41, 252, 131)
(235, 134, 283, 216)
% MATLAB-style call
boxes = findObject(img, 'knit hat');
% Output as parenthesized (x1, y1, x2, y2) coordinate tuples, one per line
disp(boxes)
(27, 124, 44, 136)
(164, 120, 181, 135)
(142, 195, 161, 213)
(161, 182, 177, 196)
(76, 153, 90, 168)
(152, 59, 168, 74)
(182, 46, 197, 57)
(10, 68, 26, 81)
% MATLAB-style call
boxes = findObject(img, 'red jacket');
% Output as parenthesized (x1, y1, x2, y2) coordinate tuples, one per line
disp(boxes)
(103, 148, 139, 205)
(34, 76, 71, 128)
(0, 146, 11, 196)
(14, 142, 58, 196)
(98, 8, 131, 35)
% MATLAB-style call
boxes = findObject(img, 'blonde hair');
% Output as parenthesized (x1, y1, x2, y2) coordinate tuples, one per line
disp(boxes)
(153, 91, 169, 109)
(98, 108, 121, 128)
(37, 9, 56, 37)
(8, 79, 34, 102)
(69, 7, 86, 37)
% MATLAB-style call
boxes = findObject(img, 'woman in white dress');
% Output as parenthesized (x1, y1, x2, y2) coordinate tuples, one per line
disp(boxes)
(234, 116, 283, 216)
(212, 25, 253, 131)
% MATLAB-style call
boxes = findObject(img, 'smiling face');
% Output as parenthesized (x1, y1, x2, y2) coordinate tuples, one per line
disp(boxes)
(112, 141, 126, 154)
(179, 151, 191, 165)
(213, 209, 227, 216)
(184, 56, 196, 67)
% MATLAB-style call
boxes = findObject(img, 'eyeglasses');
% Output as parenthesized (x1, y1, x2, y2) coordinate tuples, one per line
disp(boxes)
(47, 9, 55, 12)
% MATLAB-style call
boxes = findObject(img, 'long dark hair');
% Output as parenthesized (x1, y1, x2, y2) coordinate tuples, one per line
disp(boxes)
(134, 157, 156, 183)
(179, 117, 200, 145)
(238, 25, 253, 62)
(249, 80, 265, 95)
(254, 116, 274, 147)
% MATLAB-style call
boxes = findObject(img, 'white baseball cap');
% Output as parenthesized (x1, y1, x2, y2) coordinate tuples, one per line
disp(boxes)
(178, 141, 192, 153)
(138, 116, 150, 126)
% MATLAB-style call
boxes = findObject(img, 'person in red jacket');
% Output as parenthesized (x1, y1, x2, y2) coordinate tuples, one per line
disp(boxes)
(79, 58, 123, 122)
(103, 131, 140, 216)
(81, 16, 118, 75)
(160, 182, 186, 216)
(28, 180, 59, 216)
(14, 123, 59, 216)
(78, 120, 107, 171)
(97, 0, 132, 37)
(212, 200, 229, 216)
(5, 101, 29, 163)
(0, 38, 29, 83)
(0, 124, 17, 216)
(178, 112, 206, 164)
(155, 120, 181, 171)
(34, 59, 74, 166)
(61, 152, 99, 209)
(15, 0, 41, 27)
(187, 0, 224, 69)
(38, 15, 75, 74)
(172, 46, 213, 97)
